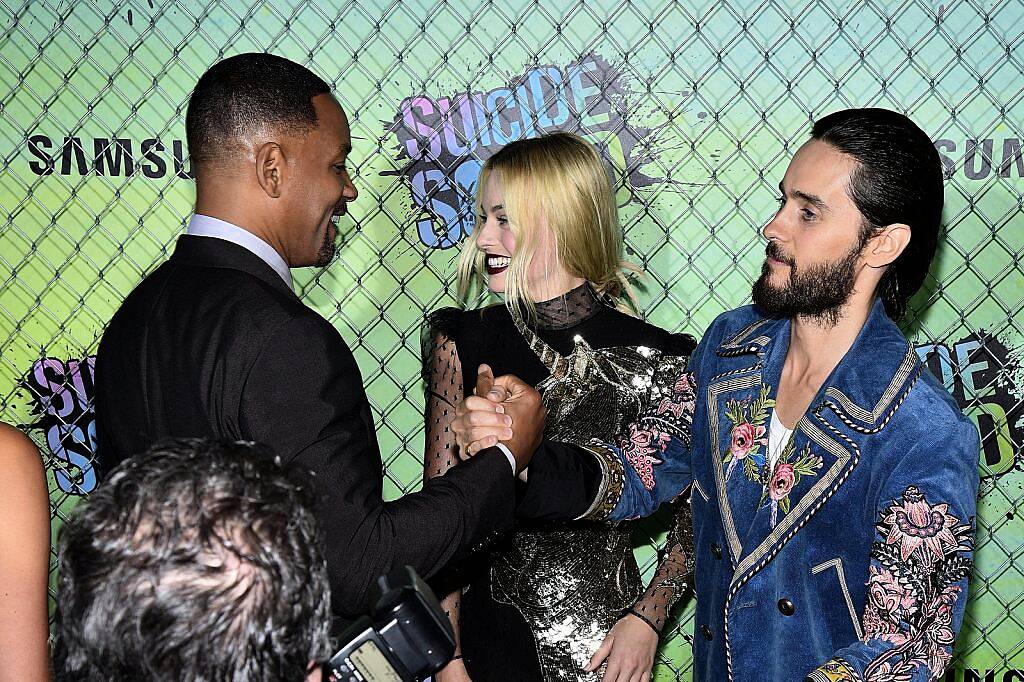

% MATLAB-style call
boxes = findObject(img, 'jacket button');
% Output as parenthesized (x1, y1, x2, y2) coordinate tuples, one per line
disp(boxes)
(700, 624, 713, 641)
(711, 542, 722, 559)
(778, 598, 795, 616)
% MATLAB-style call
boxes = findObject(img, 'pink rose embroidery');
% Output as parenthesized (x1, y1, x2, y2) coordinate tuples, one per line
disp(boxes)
(729, 422, 765, 460)
(721, 385, 774, 483)
(768, 462, 796, 501)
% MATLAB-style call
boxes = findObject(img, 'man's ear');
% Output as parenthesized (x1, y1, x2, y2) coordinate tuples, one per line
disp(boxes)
(864, 223, 911, 269)
(255, 142, 285, 198)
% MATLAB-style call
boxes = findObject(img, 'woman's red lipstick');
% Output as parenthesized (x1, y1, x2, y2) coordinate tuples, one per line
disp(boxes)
(485, 254, 510, 276)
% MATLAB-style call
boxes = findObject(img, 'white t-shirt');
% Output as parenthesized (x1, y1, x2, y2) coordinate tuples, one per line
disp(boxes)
(766, 411, 795, 471)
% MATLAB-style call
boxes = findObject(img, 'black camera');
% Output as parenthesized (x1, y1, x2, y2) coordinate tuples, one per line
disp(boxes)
(326, 566, 456, 682)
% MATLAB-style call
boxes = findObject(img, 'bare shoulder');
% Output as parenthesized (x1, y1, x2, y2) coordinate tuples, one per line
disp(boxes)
(0, 422, 45, 485)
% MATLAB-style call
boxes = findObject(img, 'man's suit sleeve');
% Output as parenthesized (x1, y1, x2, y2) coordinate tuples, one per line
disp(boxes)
(515, 440, 603, 520)
(238, 314, 515, 618)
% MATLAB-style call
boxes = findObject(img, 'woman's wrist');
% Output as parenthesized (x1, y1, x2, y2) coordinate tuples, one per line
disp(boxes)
(625, 607, 662, 635)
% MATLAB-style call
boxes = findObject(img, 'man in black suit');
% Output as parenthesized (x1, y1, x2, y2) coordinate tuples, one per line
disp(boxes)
(95, 53, 596, 622)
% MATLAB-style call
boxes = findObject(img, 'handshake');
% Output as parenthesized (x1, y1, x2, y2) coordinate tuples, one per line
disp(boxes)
(452, 364, 546, 474)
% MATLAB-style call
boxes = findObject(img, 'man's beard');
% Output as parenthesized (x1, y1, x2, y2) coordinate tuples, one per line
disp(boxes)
(315, 224, 336, 267)
(751, 239, 863, 326)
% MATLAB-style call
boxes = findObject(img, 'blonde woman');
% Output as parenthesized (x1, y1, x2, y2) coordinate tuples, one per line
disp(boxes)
(423, 132, 695, 682)
(0, 423, 51, 681)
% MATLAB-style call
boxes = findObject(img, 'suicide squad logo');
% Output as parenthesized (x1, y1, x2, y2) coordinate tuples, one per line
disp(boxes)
(916, 332, 1022, 480)
(22, 356, 98, 495)
(386, 54, 674, 249)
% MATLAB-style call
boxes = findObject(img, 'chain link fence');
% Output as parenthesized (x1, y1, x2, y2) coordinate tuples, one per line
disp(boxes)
(1, 0, 1022, 678)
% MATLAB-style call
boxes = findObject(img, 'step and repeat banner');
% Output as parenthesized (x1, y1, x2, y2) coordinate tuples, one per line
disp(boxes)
(1, 1, 1021, 678)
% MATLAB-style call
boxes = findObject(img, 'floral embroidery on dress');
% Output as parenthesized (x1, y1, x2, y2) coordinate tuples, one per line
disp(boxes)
(722, 384, 774, 482)
(758, 439, 823, 527)
(862, 486, 974, 681)
(619, 371, 696, 491)
(658, 372, 696, 418)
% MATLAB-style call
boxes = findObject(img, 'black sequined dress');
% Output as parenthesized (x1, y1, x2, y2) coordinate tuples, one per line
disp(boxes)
(423, 285, 695, 682)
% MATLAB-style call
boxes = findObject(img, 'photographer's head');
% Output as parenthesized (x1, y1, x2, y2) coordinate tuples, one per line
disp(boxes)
(55, 438, 331, 681)
(753, 107, 942, 323)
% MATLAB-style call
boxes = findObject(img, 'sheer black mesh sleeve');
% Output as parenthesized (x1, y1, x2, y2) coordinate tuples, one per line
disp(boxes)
(422, 308, 465, 481)
(629, 496, 695, 633)
(628, 345, 697, 633)
(421, 308, 467, 652)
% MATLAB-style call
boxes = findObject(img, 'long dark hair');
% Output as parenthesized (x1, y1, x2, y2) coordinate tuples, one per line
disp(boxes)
(812, 108, 943, 320)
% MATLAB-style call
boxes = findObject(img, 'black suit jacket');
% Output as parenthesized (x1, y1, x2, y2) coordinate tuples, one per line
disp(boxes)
(96, 235, 586, 619)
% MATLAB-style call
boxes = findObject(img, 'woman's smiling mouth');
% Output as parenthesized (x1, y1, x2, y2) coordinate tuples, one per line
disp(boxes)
(486, 254, 510, 275)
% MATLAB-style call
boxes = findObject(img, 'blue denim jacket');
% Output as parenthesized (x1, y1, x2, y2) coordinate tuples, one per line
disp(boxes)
(582, 300, 979, 681)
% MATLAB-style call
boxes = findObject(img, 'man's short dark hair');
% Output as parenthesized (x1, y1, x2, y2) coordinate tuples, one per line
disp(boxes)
(54, 438, 331, 681)
(185, 52, 331, 170)
(811, 108, 943, 321)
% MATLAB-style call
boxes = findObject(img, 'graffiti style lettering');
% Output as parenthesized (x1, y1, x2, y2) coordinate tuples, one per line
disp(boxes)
(23, 357, 98, 495)
(917, 332, 1022, 478)
(388, 54, 675, 248)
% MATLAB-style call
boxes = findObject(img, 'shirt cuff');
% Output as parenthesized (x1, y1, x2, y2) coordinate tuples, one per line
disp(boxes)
(495, 443, 516, 474)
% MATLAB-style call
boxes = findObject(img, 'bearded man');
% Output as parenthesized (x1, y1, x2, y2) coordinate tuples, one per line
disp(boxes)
(455, 108, 980, 682)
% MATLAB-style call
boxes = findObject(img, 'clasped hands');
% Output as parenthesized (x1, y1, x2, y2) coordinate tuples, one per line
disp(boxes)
(451, 365, 545, 474)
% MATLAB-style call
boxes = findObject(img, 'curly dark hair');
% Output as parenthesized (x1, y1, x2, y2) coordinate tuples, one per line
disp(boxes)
(54, 438, 331, 681)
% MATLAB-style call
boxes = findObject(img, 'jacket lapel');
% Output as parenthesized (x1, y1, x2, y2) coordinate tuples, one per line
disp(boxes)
(711, 300, 924, 592)
(706, 317, 776, 565)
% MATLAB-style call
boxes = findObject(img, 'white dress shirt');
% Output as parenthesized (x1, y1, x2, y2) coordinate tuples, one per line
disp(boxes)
(186, 214, 293, 292)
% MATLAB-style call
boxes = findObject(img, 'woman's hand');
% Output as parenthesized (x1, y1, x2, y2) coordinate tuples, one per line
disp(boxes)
(585, 613, 659, 682)
(434, 657, 473, 682)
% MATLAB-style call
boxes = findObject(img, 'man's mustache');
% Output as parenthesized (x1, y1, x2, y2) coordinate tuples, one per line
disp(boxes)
(766, 241, 795, 267)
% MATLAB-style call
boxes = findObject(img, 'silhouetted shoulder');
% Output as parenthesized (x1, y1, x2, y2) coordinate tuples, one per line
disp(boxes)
(594, 306, 697, 356)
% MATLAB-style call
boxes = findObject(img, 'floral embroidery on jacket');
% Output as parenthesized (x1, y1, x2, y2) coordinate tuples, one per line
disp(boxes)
(621, 423, 669, 490)
(862, 486, 974, 681)
(759, 440, 823, 527)
(722, 384, 824, 526)
(722, 383, 774, 482)
(619, 371, 696, 491)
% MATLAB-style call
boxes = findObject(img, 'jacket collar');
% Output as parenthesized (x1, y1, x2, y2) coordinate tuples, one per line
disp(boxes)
(715, 298, 921, 430)
(169, 234, 300, 302)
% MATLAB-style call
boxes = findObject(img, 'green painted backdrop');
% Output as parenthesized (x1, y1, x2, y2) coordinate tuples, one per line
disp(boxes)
(1, 1, 1021, 678)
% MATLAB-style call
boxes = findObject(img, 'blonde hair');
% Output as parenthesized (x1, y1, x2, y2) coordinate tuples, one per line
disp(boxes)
(456, 131, 637, 319)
